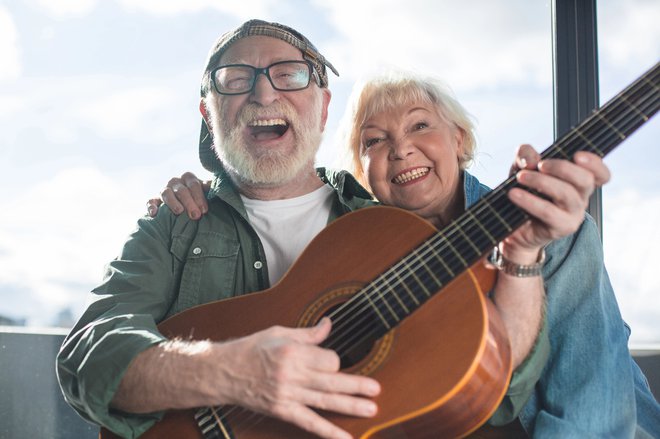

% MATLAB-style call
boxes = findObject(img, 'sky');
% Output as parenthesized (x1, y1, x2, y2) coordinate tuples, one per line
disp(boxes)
(0, 0, 658, 345)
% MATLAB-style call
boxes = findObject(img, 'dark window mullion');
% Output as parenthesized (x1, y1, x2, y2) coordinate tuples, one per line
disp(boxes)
(551, 0, 602, 238)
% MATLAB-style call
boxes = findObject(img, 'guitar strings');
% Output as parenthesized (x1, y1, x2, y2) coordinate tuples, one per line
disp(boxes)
(192, 62, 659, 437)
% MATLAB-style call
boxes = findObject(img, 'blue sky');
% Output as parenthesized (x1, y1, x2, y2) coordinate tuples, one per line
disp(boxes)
(0, 0, 658, 344)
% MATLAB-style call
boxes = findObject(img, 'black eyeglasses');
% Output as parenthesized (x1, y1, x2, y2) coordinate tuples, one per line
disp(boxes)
(211, 60, 314, 95)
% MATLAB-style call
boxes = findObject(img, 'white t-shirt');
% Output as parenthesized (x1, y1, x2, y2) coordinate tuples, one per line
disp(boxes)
(241, 185, 334, 285)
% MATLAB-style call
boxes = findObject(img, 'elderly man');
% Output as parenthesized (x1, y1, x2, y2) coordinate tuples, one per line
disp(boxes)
(56, 19, 621, 439)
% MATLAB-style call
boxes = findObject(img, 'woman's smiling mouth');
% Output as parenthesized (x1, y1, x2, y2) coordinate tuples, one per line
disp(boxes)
(392, 167, 431, 184)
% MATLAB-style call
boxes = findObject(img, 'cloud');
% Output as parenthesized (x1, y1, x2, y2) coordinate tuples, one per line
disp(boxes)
(0, 75, 197, 157)
(35, 0, 97, 18)
(0, 6, 21, 81)
(78, 85, 181, 143)
(116, 0, 281, 19)
(0, 166, 139, 324)
(604, 188, 660, 344)
(598, 0, 660, 67)
(314, 0, 552, 90)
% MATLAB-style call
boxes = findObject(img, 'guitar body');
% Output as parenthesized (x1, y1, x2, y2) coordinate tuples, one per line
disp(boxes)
(102, 206, 512, 439)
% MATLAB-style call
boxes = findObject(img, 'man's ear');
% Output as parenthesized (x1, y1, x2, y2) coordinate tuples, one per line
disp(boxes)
(199, 99, 211, 129)
(320, 89, 331, 132)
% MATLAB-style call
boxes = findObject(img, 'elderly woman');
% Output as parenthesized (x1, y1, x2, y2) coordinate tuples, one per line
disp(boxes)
(340, 72, 659, 438)
(150, 72, 658, 437)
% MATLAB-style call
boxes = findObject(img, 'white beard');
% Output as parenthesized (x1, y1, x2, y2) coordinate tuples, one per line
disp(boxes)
(208, 97, 323, 186)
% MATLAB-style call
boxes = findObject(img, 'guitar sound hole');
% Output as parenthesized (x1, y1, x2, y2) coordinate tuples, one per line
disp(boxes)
(340, 334, 377, 369)
(319, 304, 382, 370)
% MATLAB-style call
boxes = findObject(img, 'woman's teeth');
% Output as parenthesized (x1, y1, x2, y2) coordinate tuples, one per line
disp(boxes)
(392, 167, 430, 184)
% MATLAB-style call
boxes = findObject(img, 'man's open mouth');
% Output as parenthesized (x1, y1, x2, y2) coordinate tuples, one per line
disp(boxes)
(248, 118, 289, 140)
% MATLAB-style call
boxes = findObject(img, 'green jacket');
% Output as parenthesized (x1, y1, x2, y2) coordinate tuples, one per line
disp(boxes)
(56, 168, 547, 438)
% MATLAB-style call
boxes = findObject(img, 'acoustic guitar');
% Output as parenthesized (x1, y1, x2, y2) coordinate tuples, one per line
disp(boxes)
(101, 61, 658, 439)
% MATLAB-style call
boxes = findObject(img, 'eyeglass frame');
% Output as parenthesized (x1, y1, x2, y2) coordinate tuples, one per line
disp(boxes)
(210, 60, 318, 96)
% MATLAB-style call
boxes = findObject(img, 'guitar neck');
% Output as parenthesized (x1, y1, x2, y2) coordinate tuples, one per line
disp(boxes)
(325, 61, 659, 353)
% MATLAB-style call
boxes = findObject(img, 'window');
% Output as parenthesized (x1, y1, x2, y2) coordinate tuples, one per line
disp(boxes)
(598, 0, 660, 346)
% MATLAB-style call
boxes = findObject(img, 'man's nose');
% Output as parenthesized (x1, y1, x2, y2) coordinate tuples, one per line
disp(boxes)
(249, 73, 279, 106)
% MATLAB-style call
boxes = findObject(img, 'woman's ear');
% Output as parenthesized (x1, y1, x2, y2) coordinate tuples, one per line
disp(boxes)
(454, 126, 466, 160)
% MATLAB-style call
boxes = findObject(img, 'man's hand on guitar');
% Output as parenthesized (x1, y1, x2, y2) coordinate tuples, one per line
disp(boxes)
(502, 145, 610, 256)
(216, 318, 380, 439)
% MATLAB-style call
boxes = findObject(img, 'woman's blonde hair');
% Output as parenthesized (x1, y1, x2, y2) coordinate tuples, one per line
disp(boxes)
(339, 71, 477, 190)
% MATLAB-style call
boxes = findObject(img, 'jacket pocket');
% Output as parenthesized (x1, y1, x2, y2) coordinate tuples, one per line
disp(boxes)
(170, 230, 240, 314)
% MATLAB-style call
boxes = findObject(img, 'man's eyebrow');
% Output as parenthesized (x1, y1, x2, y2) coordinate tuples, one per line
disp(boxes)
(217, 56, 304, 67)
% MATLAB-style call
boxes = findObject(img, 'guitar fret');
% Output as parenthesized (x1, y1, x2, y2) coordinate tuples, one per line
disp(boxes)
(397, 279, 422, 311)
(417, 246, 444, 289)
(574, 128, 604, 157)
(371, 281, 401, 323)
(392, 279, 419, 306)
(385, 280, 411, 312)
(441, 232, 468, 268)
(595, 111, 626, 140)
(456, 225, 481, 255)
(365, 290, 393, 329)
(428, 243, 455, 276)
(483, 199, 513, 232)
(620, 94, 650, 121)
(642, 75, 659, 92)
(553, 143, 572, 159)
(403, 258, 432, 298)
(466, 210, 496, 244)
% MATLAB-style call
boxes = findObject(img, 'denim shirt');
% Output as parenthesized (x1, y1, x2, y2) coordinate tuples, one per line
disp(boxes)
(463, 171, 551, 425)
(56, 169, 547, 437)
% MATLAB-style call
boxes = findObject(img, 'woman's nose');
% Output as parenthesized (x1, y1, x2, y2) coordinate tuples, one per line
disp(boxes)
(389, 136, 414, 160)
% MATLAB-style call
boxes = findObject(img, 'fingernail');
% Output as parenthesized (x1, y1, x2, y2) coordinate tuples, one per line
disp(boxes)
(147, 207, 155, 216)
(574, 153, 589, 164)
(191, 210, 200, 219)
(361, 401, 377, 416)
(509, 189, 523, 200)
(517, 157, 527, 169)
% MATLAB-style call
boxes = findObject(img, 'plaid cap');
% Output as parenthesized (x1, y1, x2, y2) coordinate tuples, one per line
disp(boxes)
(199, 19, 339, 174)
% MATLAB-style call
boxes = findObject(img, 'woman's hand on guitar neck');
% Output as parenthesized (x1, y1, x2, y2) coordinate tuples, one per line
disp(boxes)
(503, 145, 611, 255)
(147, 171, 209, 219)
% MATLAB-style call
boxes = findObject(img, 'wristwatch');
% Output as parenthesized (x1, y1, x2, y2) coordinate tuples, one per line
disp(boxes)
(488, 246, 546, 277)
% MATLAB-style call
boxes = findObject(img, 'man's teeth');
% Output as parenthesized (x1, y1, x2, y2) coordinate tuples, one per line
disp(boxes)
(248, 118, 287, 127)
(393, 167, 430, 184)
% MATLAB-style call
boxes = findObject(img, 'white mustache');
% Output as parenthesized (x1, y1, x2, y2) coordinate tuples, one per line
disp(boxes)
(236, 102, 297, 127)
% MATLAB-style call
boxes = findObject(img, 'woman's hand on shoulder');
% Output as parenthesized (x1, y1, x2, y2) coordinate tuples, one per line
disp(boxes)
(146, 171, 210, 220)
